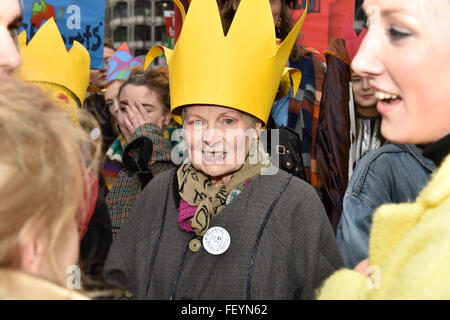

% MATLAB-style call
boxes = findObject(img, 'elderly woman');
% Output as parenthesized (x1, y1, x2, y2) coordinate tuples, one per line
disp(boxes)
(103, 0, 342, 300)
(318, 0, 450, 299)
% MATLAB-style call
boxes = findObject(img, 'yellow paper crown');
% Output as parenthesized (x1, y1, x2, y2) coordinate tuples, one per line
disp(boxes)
(145, 0, 306, 125)
(16, 18, 90, 105)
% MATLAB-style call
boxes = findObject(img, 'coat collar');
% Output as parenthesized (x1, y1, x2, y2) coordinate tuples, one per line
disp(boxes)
(423, 133, 450, 167)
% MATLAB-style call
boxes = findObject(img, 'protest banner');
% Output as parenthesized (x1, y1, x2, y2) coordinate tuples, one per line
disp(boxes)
(19, 0, 105, 69)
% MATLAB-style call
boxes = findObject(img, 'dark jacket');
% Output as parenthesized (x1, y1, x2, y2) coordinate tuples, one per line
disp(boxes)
(103, 168, 343, 299)
(315, 38, 352, 232)
(80, 186, 113, 283)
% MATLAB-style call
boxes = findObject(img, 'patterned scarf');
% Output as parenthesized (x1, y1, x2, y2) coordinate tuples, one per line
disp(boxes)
(177, 148, 270, 237)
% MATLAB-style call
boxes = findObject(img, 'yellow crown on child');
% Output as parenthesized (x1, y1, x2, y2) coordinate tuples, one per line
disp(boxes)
(145, 0, 306, 126)
(15, 18, 90, 106)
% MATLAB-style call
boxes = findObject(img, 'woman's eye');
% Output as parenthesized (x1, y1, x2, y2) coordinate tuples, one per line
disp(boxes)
(189, 120, 203, 127)
(8, 26, 18, 38)
(387, 27, 411, 42)
(223, 118, 235, 125)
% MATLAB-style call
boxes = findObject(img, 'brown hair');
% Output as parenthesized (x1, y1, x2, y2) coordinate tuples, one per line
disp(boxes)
(0, 79, 101, 286)
(104, 40, 116, 51)
(118, 65, 171, 113)
(221, 0, 306, 62)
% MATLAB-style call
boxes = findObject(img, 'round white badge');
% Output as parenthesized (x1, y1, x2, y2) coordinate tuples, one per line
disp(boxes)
(202, 226, 231, 255)
(90, 128, 101, 141)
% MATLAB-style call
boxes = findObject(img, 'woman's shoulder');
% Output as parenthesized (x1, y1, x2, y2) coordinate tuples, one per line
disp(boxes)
(138, 167, 177, 199)
(257, 168, 317, 196)
(349, 144, 435, 196)
(255, 169, 324, 222)
(254, 170, 333, 245)
(145, 166, 176, 186)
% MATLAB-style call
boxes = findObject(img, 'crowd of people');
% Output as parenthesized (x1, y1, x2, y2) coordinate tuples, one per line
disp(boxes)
(0, 0, 449, 300)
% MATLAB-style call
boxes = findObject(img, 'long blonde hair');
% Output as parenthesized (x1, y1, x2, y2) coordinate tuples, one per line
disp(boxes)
(0, 79, 101, 286)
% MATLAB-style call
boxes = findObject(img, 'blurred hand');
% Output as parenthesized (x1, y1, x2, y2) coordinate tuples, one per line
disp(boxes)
(354, 258, 370, 277)
(122, 101, 166, 142)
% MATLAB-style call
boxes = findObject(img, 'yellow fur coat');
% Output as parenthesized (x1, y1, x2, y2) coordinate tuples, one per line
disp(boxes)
(318, 155, 450, 299)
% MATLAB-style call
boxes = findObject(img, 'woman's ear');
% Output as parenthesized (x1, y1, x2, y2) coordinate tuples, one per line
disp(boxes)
(163, 112, 172, 127)
(19, 237, 46, 276)
(254, 121, 262, 138)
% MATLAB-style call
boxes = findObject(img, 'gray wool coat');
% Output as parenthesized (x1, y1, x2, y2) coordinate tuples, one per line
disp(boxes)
(103, 168, 343, 300)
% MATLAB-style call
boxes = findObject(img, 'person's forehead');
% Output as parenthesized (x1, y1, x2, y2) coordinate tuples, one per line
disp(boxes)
(363, 0, 420, 16)
(105, 80, 123, 97)
(186, 105, 244, 117)
(120, 84, 155, 99)
(103, 47, 116, 58)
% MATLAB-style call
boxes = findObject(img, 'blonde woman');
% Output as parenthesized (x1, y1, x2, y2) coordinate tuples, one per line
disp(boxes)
(0, 80, 101, 299)
(318, 0, 450, 299)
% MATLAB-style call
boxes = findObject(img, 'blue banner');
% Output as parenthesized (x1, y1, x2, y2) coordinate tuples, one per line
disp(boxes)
(19, 0, 105, 69)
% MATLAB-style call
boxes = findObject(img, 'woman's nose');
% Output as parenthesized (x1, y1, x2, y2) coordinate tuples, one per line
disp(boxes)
(352, 25, 385, 78)
(202, 127, 222, 147)
(113, 100, 120, 116)
(362, 76, 373, 90)
(0, 32, 22, 75)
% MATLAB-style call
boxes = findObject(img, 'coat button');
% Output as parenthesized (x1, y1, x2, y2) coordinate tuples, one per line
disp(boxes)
(189, 238, 202, 252)
(124, 290, 133, 299)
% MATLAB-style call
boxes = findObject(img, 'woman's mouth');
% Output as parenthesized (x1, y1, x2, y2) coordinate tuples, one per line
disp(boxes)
(203, 151, 227, 163)
(375, 90, 402, 114)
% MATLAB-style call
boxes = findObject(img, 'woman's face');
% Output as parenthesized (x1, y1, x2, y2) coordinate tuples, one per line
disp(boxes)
(352, 72, 378, 108)
(0, 0, 22, 77)
(270, 0, 282, 27)
(118, 84, 171, 132)
(352, 0, 450, 144)
(184, 105, 260, 185)
(105, 80, 123, 120)
(89, 46, 115, 89)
